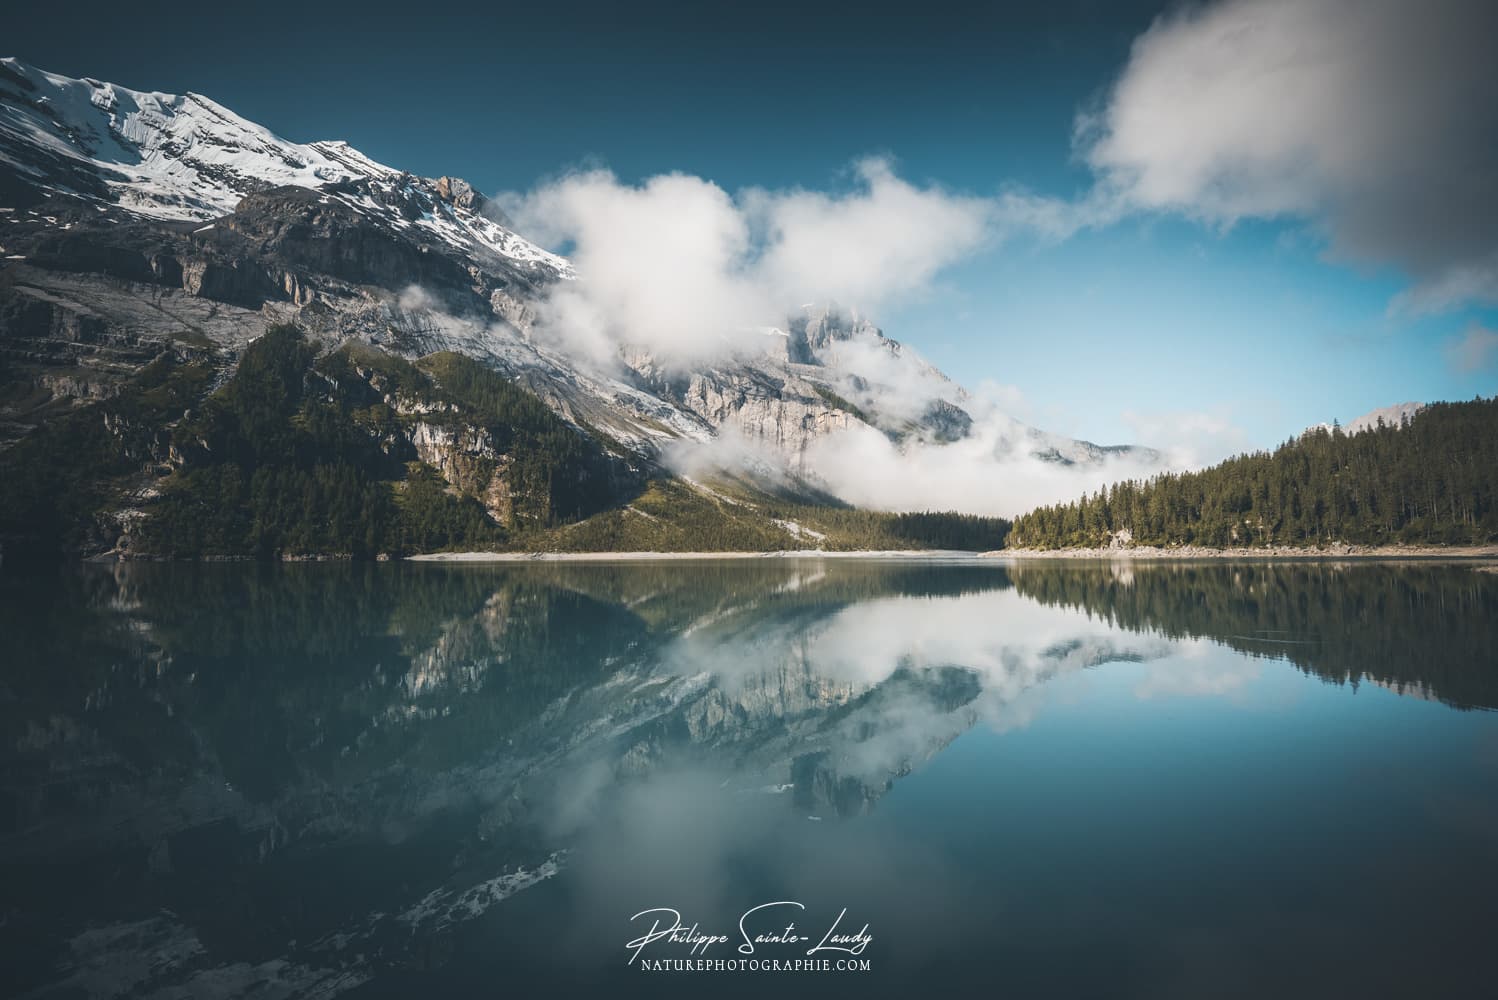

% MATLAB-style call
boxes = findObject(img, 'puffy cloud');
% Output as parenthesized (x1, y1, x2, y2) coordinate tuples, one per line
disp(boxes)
(1082, 0, 1498, 311)
(504, 170, 770, 364)
(744, 158, 993, 309)
(503, 159, 996, 366)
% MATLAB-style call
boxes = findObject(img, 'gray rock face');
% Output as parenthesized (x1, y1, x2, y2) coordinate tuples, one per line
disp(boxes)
(676, 367, 857, 467)
(408, 420, 517, 525)
(435, 175, 484, 213)
(614, 303, 982, 470)
(789, 303, 884, 362)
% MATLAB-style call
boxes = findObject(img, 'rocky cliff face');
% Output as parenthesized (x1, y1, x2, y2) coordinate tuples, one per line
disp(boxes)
(408, 420, 518, 525)
(674, 365, 860, 467)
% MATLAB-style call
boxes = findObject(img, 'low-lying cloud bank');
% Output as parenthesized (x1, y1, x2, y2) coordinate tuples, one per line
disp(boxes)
(661, 371, 1175, 518)
(803, 421, 1165, 519)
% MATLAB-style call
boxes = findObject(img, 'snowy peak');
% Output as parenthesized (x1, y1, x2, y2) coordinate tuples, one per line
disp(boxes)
(1, 56, 371, 218)
(0, 57, 569, 276)
(305, 139, 401, 185)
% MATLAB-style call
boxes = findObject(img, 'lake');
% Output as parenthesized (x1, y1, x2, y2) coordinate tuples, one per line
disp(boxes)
(3, 558, 1497, 998)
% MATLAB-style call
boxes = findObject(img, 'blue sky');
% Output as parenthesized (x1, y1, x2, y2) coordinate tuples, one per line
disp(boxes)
(10, 0, 1496, 455)
(888, 216, 1495, 450)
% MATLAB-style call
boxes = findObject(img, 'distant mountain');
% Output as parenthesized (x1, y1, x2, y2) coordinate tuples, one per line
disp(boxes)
(0, 58, 1152, 557)
(1306, 401, 1425, 437)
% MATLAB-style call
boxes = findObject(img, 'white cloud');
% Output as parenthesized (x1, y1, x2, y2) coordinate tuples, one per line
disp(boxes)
(1082, 0, 1498, 311)
(805, 405, 1166, 519)
(504, 170, 770, 365)
(810, 326, 960, 425)
(503, 159, 999, 367)
(1119, 408, 1253, 469)
(745, 158, 993, 309)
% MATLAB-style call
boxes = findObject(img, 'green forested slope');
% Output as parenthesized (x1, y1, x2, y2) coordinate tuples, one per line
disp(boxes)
(1010, 399, 1498, 549)
(0, 324, 1010, 558)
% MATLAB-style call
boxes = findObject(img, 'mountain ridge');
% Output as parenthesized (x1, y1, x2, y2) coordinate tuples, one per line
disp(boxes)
(1, 57, 1153, 557)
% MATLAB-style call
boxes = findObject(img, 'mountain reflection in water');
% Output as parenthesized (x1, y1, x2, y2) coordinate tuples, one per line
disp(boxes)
(2, 559, 1496, 999)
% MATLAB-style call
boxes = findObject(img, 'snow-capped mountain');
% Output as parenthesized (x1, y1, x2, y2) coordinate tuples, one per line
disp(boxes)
(1, 57, 1159, 553)
(0, 57, 567, 273)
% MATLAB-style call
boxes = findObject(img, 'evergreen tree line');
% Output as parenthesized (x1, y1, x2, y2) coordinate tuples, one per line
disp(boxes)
(1, 322, 1012, 559)
(0, 352, 216, 558)
(770, 506, 1011, 551)
(1010, 398, 1498, 549)
(884, 510, 1012, 550)
(138, 325, 626, 558)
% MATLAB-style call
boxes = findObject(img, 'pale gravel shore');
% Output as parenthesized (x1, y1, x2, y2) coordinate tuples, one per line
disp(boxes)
(988, 544, 1498, 561)
(405, 549, 982, 562)
(407, 545, 1498, 562)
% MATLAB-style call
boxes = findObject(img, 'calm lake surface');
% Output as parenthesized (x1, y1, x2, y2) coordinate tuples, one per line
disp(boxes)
(3, 558, 1497, 999)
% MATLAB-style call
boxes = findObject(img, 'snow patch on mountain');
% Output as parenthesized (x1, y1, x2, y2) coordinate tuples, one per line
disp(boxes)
(1, 57, 361, 216)
(0, 57, 569, 276)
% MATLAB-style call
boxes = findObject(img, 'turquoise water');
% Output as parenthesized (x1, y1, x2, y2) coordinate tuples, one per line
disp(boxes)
(2, 559, 1495, 998)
